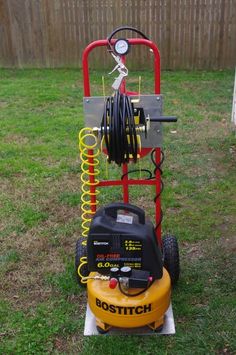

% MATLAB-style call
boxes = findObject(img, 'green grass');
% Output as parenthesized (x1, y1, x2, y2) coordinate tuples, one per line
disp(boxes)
(0, 68, 235, 354)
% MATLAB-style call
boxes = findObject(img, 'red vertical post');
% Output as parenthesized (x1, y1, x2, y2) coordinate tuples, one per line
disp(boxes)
(122, 163, 129, 203)
(155, 148, 162, 244)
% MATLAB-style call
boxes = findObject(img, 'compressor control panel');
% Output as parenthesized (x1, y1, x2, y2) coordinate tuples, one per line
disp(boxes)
(91, 235, 143, 270)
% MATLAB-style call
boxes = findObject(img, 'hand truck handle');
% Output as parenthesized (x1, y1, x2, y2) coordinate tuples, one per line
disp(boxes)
(103, 202, 145, 224)
(150, 116, 178, 122)
(82, 39, 160, 96)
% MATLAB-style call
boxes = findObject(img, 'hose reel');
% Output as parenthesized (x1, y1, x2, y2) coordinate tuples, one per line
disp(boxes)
(101, 91, 146, 165)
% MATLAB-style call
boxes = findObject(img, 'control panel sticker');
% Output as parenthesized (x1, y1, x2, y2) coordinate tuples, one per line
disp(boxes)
(91, 236, 143, 270)
(123, 239, 142, 251)
(93, 241, 109, 246)
(116, 214, 133, 224)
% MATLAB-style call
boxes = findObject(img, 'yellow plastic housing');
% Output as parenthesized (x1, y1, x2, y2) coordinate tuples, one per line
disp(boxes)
(87, 268, 171, 330)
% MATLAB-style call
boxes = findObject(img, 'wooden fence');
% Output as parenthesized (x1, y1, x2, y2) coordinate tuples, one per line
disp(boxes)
(0, 0, 236, 69)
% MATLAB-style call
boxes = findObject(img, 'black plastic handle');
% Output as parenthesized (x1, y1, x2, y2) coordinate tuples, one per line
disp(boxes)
(107, 26, 149, 42)
(103, 202, 145, 225)
(150, 116, 178, 122)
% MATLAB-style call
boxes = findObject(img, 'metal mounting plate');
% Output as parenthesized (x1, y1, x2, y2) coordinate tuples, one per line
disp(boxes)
(83, 95, 163, 147)
(84, 302, 175, 335)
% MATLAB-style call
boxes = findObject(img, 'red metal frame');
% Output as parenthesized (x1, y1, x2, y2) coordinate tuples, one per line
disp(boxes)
(82, 38, 160, 96)
(82, 38, 162, 244)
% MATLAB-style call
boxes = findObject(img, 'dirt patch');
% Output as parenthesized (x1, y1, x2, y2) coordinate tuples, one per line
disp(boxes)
(137, 192, 155, 210)
(181, 240, 205, 260)
(182, 118, 230, 142)
(0, 229, 66, 310)
(53, 292, 86, 353)
(3, 134, 29, 145)
(53, 336, 69, 353)
(216, 348, 234, 355)
(0, 170, 83, 312)
(229, 143, 236, 160)
(0, 100, 8, 108)
(219, 235, 236, 254)
(39, 202, 80, 230)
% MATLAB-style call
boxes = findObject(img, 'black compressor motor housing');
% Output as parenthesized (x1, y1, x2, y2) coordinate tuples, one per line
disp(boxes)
(87, 202, 163, 280)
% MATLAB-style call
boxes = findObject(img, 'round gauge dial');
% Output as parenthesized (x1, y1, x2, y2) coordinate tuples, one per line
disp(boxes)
(114, 39, 130, 55)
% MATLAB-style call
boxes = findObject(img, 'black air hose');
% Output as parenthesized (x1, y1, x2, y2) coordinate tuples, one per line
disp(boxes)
(101, 92, 138, 165)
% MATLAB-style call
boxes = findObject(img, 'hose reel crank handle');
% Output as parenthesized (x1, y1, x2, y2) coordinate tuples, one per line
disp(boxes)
(149, 116, 178, 122)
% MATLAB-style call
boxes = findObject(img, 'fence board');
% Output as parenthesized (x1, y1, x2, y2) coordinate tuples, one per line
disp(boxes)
(0, 0, 235, 69)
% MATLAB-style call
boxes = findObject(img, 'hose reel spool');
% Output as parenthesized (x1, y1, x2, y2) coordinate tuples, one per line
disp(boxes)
(101, 91, 143, 165)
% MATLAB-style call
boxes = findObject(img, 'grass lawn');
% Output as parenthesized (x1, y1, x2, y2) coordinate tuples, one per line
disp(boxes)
(0, 68, 235, 354)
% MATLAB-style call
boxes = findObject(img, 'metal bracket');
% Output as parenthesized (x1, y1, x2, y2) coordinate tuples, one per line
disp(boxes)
(83, 95, 163, 148)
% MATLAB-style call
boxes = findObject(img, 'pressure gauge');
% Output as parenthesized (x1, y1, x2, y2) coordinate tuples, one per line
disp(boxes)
(114, 39, 130, 55)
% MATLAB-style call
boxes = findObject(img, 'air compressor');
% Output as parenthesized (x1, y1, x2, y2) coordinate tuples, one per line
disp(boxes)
(75, 26, 180, 334)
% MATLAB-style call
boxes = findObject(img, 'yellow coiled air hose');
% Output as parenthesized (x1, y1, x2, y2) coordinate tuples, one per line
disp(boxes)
(78, 127, 100, 283)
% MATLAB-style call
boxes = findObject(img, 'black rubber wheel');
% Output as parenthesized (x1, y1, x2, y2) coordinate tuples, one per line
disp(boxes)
(96, 326, 109, 334)
(162, 235, 180, 285)
(75, 238, 89, 286)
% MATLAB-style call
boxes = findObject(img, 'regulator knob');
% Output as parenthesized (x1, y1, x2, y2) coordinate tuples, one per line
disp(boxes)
(110, 267, 119, 278)
(120, 266, 132, 277)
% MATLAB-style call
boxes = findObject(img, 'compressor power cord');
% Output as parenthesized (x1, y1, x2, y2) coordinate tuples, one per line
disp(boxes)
(121, 149, 165, 230)
(101, 92, 138, 165)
